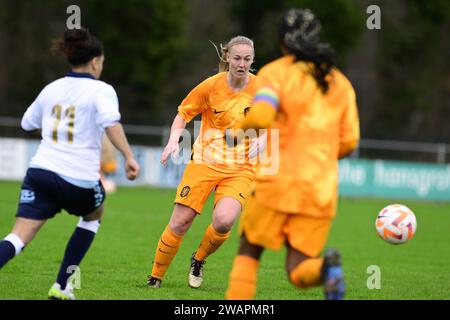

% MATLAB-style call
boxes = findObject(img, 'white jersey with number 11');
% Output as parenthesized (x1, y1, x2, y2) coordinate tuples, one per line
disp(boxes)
(21, 72, 121, 181)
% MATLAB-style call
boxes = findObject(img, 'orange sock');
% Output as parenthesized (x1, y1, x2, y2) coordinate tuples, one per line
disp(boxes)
(151, 225, 183, 280)
(226, 255, 259, 300)
(194, 224, 230, 261)
(289, 258, 324, 288)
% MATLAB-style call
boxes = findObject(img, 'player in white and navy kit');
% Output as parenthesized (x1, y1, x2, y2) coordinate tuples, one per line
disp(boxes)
(0, 28, 140, 300)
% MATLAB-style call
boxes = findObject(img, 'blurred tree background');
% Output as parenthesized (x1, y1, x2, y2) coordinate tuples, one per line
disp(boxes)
(0, 0, 449, 144)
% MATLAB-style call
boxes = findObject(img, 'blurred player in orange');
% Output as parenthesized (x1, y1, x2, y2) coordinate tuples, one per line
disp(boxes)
(100, 135, 118, 193)
(226, 8, 360, 300)
(147, 36, 260, 289)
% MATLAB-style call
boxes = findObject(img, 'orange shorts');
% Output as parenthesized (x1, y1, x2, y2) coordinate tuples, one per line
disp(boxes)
(239, 195, 332, 258)
(174, 163, 254, 214)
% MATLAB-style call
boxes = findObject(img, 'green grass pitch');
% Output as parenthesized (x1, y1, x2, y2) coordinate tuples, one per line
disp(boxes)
(0, 181, 449, 300)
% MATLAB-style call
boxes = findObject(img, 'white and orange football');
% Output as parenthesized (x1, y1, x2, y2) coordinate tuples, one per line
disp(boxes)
(375, 204, 417, 244)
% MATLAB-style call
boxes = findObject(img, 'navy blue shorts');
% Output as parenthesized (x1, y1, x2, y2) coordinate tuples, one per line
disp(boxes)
(16, 168, 106, 220)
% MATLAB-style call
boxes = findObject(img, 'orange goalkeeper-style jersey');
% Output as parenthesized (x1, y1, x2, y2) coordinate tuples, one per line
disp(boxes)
(178, 72, 257, 175)
(247, 55, 360, 219)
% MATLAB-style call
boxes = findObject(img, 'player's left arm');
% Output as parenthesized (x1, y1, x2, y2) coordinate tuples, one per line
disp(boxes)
(105, 123, 139, 180)
(338, 83, 360, 159)
(96, 85, 140, 180)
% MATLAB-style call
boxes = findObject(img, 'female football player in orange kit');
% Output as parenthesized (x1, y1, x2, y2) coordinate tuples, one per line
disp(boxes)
(147, 36, 259, 289)
(226, 9, 360, 300)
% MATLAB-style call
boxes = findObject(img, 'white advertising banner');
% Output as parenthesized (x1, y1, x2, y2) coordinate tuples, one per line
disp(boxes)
(2, 138, 450, 202)
(0, 138, 28, 180)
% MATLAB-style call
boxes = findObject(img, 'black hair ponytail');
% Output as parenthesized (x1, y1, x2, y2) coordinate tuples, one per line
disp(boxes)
(279, 9, 336, 93)
(53, 28, 103, 66)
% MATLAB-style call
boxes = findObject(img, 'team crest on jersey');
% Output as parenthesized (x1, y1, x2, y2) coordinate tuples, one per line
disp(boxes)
(180, 186, 191, 198)
(20, 190, 35, 203)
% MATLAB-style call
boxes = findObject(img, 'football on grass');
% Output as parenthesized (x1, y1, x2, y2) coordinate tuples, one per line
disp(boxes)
(375, 204, 417, 244)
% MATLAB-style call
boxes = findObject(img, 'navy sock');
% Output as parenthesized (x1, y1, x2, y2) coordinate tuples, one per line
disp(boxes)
(56, 227, 96, 290)
(0, 240, 16, 269)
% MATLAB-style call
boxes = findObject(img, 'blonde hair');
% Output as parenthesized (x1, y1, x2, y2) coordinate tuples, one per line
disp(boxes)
(210, 36, 254, 72)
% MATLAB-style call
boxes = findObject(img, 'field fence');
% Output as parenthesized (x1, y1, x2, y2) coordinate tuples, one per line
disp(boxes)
(1, 116, 449, 164)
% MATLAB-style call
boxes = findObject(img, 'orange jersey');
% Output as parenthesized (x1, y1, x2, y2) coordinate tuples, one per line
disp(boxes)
(246, 56, 360, 218)
(178, 72, 258, 175)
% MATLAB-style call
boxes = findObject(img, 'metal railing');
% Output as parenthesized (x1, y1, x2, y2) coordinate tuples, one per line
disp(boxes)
(1, 116, 449, 163)
(355, 139, 449, 164)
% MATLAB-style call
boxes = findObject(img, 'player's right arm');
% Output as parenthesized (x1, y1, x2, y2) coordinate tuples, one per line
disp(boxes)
(160, 114, 187, 165)
(240, 87, 278, 130)
(236, 67, 280, 131)
(21, 91, 44, 133)
(338, 76, 360, 159)
(160, 77, 212, 165)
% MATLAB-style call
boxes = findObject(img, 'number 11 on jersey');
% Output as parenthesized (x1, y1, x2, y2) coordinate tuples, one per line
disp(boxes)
(52, 104, 76, 144)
